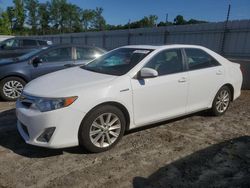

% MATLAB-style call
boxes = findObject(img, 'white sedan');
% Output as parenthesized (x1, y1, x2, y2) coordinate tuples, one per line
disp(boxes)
(16, 45, 242, 153)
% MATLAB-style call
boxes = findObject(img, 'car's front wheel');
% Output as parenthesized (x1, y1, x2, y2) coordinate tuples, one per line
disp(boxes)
(211, 86, 231, 116)
(79, 105, 126, 153)
(0, 77, 26, 101)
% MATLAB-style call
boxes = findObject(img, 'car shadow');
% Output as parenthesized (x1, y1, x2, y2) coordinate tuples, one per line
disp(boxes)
(126, 110, 211, 135)
(133, 136, 250, 188)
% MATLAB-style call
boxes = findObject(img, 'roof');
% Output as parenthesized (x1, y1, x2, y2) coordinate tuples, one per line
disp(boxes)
(121, 44, 207, 50)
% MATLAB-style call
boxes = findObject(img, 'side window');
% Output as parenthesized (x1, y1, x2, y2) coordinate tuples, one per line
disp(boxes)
(144, 49, 183, 76)
(38, 40, 48, 46)
(39, 47, 72, 63)
(185, 48, 220, 70)
(76, 47, 99, 60)
(2, 38, 19, 48)
(22, 39, 37, 47)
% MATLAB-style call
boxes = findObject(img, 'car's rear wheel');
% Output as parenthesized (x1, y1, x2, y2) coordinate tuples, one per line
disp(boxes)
(0, 77, 26, 101)
(211, 86, 231, 116)
(79, 105, 126, 153)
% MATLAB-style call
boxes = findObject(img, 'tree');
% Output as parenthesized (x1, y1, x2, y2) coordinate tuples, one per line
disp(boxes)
(91, 7, 106, 31)
(38, 2, 50, 34)
(50, 0, 82, 33)
(13, 0, 25, 33)
(187, 19, 207, 25)
(174, 15, 186, 25)
(0, 11, 12, 34)
(82, 9, 95, 31)
(6, 6, 15, 30)
(65, 4, 82, 33)
(25, 0, 39, 34)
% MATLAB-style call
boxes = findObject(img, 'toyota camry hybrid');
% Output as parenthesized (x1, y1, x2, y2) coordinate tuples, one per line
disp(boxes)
(16, 45, 242, 153)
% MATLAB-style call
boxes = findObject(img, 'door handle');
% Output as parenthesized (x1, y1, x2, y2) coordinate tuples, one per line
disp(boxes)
(216, 70, 223, 75)
(178, 77, 187, 83)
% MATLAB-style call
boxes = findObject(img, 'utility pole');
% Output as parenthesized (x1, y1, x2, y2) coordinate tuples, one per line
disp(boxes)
(165, 13, 168, 24)
(226, 4, 231, 23)
(220, 4, 231, 55)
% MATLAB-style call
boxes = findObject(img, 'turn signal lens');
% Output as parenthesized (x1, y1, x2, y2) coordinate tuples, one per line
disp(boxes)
(64, 96, 78, 107)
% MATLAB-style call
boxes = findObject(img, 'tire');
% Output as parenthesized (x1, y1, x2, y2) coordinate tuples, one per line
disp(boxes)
(79, 105, 126, 153)
(0, 77, 26, 101)
(210, 86, 231, 116)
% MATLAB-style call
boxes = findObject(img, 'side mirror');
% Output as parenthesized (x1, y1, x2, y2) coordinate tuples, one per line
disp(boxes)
(0, 44, 6, 49)
(138, 67, 158, 79)
(32, 57, 42, 67)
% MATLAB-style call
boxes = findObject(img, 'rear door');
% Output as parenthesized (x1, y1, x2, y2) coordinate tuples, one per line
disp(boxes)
(184, 48, 225, 112)
(31, 47, 73, 79)
(73, 47, 103, 65)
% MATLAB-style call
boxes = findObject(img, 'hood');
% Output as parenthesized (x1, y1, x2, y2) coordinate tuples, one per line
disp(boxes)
(24, 67, 117, 97)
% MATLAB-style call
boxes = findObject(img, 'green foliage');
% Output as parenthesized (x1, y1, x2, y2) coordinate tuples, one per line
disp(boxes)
(91, 7, 106, 31)
(0, 11, 12, 34)
(174, 15, 186, 25)
(13, 0, 25, 34)
(82, 9, 95, 30)
(0, 0, 208, 35)
(6, 6, 15, 30)
(25, 0, 39, 34)
(38, 2, 50, 34)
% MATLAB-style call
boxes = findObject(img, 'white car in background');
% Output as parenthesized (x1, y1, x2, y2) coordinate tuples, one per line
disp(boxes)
(16, 45, 242, 153)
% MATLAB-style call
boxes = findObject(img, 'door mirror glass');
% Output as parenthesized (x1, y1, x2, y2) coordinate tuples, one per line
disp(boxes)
(32, 57, 42, 67)
(0, 44, 6, 49)
(138, 67, 158, 79)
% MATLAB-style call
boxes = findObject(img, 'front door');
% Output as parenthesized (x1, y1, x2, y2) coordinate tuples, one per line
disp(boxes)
(31, 47, 73, 79)
(131, 49, 188, 126)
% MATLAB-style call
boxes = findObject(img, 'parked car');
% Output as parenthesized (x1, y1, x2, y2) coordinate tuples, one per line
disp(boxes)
(0, 44, 106, 100)
(16, 45, 242, 153)
(0, 37, 52, 59)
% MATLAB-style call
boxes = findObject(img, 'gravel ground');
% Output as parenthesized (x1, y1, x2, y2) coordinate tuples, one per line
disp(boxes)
(0, 91, 250, 188)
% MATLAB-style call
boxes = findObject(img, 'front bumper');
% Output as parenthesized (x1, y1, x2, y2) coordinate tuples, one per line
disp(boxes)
(16, 100, 85, 149)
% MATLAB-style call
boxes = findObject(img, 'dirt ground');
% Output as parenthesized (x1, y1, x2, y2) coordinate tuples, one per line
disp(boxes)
(0, 91, 250, 188)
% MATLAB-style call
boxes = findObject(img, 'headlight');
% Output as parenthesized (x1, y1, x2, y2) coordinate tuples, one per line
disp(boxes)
(35, 96, 78, 112)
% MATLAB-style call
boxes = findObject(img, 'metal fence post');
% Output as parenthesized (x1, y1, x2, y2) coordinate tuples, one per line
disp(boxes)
(102, 34, 106, 49)
(85, 35, 88, 45)
(128, 33, 131, 45)
(164, 30, 169, 44)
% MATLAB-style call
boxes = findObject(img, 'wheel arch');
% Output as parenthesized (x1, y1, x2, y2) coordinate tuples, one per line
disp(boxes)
(80, 101, 131, 132)
(0, 74, 29, 83)
(223, 83, 234, 101)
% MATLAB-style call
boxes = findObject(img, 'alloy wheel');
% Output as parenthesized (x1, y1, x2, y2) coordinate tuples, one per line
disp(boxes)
(89, 113, 121, 148)
(215, 89, 230, 113)
(3, 80, 24, 99)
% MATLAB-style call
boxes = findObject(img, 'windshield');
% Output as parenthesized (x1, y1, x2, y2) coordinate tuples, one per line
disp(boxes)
(81, 48, 153, 76)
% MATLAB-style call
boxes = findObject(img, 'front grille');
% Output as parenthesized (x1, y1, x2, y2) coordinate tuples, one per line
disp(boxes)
(21, 123, 29, 137)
